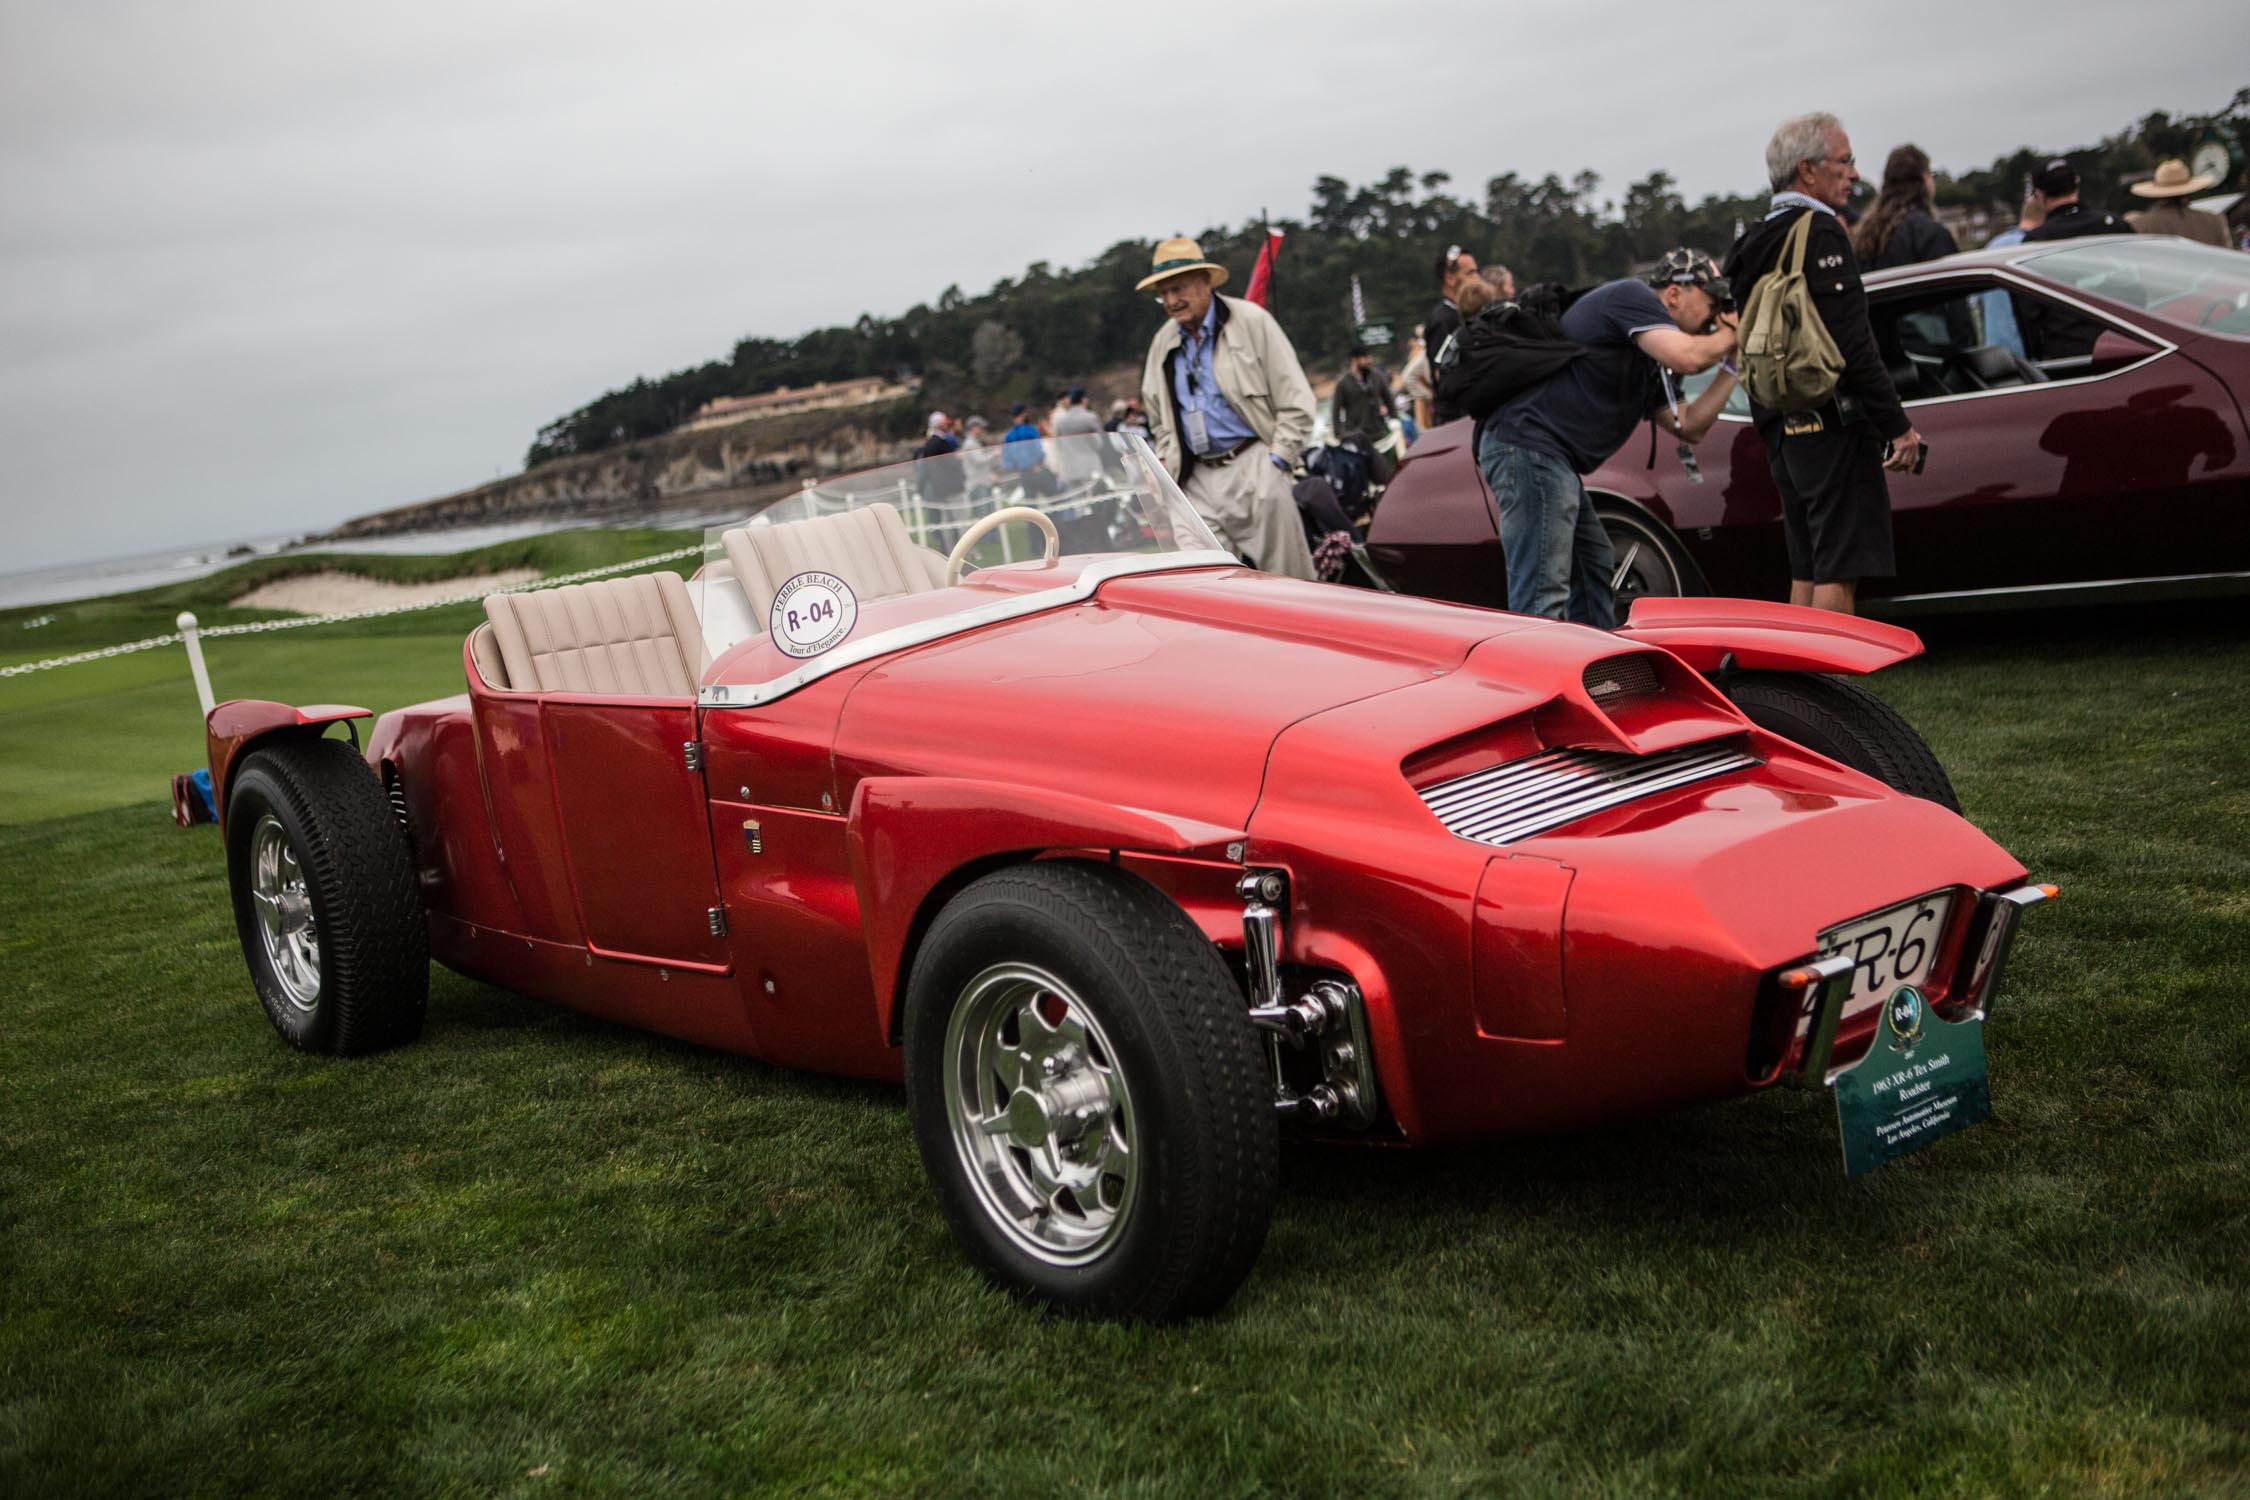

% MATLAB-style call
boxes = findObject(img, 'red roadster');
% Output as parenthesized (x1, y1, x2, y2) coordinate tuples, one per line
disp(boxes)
(208, 436, 2047, 1318)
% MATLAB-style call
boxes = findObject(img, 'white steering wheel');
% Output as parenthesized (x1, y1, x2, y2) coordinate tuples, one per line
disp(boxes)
(945, 505, 1060, 586)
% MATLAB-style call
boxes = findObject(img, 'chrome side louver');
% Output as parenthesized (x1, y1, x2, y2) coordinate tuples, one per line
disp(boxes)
(1419, 742, 1759, 846)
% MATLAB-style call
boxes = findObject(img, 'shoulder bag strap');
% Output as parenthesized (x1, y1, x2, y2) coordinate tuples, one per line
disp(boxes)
(1783, 209, 1817, 275)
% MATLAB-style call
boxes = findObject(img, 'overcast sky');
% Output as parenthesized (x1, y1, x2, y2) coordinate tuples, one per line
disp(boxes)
(1, 1, 2243, 571)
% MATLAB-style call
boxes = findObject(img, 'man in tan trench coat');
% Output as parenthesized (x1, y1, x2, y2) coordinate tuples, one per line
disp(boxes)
(1136, 237, 1316, 579)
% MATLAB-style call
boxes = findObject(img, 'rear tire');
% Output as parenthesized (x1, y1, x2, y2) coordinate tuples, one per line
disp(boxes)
(1725, 671, 1962, 813)
(225, 738, 428, 1055)
(903, 861, 1277, 1321)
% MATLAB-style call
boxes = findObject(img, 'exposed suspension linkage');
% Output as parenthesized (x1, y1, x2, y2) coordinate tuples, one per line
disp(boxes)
(1236, 868, 1379, 1129)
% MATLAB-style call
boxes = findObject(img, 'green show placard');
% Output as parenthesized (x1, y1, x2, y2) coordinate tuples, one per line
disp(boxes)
(1832, 986, 1991, 1178)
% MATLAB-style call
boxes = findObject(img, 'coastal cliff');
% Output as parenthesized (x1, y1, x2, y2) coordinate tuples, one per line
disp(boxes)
(322, 398, 922, 540)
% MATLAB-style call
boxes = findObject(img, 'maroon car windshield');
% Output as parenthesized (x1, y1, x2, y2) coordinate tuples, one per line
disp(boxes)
(2018, 238, 2250, 339)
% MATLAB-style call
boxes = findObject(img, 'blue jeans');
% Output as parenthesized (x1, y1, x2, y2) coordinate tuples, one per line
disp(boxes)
(1476, 429, 1615, 628)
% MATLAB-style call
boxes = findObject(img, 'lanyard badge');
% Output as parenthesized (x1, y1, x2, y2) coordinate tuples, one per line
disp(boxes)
(1659, 368, 1704, 484)
(1184, 408, 1212, 457)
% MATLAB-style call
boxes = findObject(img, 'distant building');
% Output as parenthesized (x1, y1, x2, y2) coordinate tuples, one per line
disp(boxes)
(682, 377, 915, 432)
(1935, 202, 2008, 249)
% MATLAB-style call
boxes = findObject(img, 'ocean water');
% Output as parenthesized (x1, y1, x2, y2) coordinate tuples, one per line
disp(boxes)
(0, 508, 743, 611)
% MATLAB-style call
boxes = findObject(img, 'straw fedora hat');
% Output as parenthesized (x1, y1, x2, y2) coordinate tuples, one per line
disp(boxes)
(1136, 236, 1230, 292)
(2131, 158, 2220, 199)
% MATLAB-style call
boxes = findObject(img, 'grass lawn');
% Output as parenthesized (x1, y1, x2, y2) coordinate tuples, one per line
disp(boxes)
(2, 574, 2246, 1496)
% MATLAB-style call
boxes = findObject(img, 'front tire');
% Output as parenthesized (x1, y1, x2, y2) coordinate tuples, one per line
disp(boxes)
(1725, 670, 1962, 813)
(225, 738, 428, 1054)
(902, 861, 1277, 1320)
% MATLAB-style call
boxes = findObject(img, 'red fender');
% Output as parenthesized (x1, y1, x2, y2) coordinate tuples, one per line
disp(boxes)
(1613, 597, 1924, 676)
(205, 700, 373, 834)
(845, 776, 1243, 1042)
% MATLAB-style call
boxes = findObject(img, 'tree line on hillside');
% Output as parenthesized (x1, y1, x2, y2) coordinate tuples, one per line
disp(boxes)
(526, 91, 2249, 469)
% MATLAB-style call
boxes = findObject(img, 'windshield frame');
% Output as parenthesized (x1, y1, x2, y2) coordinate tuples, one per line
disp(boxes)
(691, 431, 1237, 709)
(696, 546, 1238, 708)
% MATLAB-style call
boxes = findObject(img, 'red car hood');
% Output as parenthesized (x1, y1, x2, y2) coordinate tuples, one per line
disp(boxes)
(837, 568, 1539, 827)
(833, 568, 1603, 830)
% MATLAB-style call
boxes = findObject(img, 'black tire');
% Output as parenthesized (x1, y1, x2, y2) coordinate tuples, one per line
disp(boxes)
(1725, 671, 1962, 813)
(225, 737, 428, 1055)
(1594, 499, 1702, 608)
(902, 861, 1278, 1321)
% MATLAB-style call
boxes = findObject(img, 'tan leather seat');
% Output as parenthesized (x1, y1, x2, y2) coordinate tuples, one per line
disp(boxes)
(721, 502, 948, 629)
(479, 572, 708, 696)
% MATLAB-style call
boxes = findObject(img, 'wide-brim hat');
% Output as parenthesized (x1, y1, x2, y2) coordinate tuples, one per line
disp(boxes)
(2132, 158, 2221, 198)
(1136, 236, 1229, 292)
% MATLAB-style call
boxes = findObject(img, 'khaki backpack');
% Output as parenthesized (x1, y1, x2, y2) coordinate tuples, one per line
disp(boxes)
(1738, 210, 1845, 412)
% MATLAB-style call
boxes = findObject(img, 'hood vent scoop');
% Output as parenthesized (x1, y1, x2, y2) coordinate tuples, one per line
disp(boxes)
(1583, 653, 1662, 703)
(1420, 742, 1758, 846)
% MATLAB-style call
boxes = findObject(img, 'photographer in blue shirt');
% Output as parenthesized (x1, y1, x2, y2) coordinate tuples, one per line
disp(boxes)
(1477, 252, 1739, 627)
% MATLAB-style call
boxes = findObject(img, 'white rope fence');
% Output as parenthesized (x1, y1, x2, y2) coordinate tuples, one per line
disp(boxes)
(1, 544, 703, 680)
(8, 457, 1161, 683)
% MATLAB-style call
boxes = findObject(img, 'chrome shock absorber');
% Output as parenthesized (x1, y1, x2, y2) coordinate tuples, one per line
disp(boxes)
(1236, 867, 1378, 1128)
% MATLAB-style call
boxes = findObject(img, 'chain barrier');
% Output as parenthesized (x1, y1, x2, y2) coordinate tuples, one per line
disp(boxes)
(0, 544, 703, 679)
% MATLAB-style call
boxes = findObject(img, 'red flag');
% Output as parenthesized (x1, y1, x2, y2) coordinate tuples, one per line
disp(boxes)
(1244, 227, 1285, 308)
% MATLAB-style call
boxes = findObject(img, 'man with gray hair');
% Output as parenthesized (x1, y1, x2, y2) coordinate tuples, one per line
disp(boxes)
(1722, 113, 1922, 616)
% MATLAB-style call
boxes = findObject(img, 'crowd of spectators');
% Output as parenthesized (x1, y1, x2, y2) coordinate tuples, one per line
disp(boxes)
(905, 128, 2240, 618)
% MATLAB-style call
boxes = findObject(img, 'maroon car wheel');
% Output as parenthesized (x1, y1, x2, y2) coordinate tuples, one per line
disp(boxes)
(225, 738, 428, 1055)
(1595, 501, 1700, 606)
(902, 861, 1278, 1321)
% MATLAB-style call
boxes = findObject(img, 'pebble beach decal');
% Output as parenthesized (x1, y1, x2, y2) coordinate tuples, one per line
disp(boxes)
(770, 571, 858, 659)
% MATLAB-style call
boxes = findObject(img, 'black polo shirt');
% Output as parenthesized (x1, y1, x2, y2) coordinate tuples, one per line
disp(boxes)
(2022, 201, 2132, 242)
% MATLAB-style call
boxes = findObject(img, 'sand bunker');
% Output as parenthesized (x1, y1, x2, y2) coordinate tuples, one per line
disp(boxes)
(231, 568, 542, 615)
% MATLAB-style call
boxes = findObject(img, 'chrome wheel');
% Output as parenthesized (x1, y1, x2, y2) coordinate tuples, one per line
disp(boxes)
(942, 962, 1138, 1266)
(1600, 507, 1687, 606)
(249, 812, 321, 1011)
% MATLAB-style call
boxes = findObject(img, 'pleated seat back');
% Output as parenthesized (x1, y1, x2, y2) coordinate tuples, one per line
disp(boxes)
(478, 572, 708, 696)
(720, 503, 947, 629)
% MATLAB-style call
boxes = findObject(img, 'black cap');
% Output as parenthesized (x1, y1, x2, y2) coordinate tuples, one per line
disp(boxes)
(2033, 158, 2078, 197)
(1009, 402, 1027, 416)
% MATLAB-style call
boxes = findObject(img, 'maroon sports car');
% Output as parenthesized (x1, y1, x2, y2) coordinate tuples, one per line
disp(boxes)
(1370, 236, 2250, 614)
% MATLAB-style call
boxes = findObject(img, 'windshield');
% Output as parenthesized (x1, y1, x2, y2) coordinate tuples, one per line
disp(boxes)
(688, 431, 1229, 699)
(2018, 237, 2250, 337)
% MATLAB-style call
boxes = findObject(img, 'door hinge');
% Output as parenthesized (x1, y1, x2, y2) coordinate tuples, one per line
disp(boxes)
(707, 906, 727, 937)
(682, 740, 704, 771)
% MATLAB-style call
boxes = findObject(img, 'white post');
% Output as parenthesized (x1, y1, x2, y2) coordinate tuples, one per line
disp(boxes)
(177, 611, 215, 719)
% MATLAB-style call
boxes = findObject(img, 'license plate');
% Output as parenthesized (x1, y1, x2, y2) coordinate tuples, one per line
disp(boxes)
(1815, 891, 1954, 1025)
